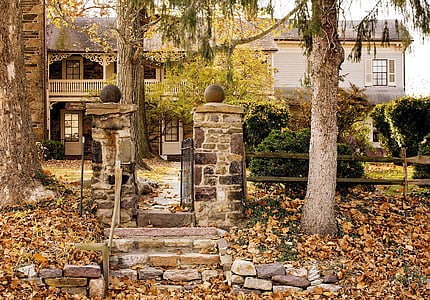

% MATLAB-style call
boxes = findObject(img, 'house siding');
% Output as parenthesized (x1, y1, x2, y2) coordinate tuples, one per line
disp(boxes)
(273, 43, 307, 88)
(273, 41, 405, 91)
(22, 0, 46, 140)
(341, 44, 404, 88)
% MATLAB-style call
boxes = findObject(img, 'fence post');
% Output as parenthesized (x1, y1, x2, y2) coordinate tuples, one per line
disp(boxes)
(401, 147, 408, 199)
(192, 85, 246, 229)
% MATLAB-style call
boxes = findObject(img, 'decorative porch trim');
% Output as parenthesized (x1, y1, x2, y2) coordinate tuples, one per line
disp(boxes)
(81, 53, 117, 66)
(48, 53, 73, 64)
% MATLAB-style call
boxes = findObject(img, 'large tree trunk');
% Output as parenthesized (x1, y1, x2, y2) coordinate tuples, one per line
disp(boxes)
(0, 0, 44, 206)
(117, 0, 153, 168)
(300, 0, 344, 236)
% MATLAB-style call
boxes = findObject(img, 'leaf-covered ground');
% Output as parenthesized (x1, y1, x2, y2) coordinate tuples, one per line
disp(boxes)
(225, 186, 430, 299)
(0, 164, 429, 299)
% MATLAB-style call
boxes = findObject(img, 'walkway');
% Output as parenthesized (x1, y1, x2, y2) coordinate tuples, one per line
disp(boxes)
(138, 162, 182, 210)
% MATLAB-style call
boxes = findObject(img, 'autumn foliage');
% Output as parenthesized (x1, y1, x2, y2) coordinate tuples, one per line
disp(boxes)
(0, 171, 429, 299)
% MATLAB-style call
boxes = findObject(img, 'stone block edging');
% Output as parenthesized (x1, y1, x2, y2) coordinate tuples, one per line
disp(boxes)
(16, 264, 105, 298)
(216, 237, 342, 294)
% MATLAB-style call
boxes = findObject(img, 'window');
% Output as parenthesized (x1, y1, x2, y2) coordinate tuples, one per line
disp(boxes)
(164, 119, 179, 142)
(372, 59, 387, 86)
(144, 66, 157, 79)
(66, 60, 81, 79)
(49, 61, 62, 79)
(365, 59, 396, 87)
(64, 113, 80, 142)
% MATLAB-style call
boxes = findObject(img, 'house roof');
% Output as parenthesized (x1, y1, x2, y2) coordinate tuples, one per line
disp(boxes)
(47, 18, 117, 52)
(47, 18, 406, 53)
(364, 87, 406, 104)
(276, 86, 406, 105)
(275, 19, 406, 42)
(46, 17, 278, 53)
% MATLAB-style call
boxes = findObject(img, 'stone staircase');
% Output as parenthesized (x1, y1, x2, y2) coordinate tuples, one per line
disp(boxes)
(135, 209, 194, 228)
(104, 221, 228, 288)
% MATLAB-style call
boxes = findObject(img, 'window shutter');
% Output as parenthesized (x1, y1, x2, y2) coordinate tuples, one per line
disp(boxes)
(365, 59, 372, 86)
(388, 59, 396, 86)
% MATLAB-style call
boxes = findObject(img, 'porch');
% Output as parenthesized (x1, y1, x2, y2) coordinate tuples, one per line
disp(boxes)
(48, 79, 162, 98)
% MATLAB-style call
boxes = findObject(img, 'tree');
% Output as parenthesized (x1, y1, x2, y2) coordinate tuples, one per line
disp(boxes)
(0, 0, 46, 206)
(296, 0, 344, 236)
(117, 0, 155, 167)
(152, 0, 430, 236)
(48, 0, 156, 167)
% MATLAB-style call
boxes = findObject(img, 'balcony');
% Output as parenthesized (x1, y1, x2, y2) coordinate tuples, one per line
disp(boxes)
(48, 79, 185, 98)
(49, 79, 105, 96)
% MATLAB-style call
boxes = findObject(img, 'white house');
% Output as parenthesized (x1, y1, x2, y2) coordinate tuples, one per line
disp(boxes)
(272, 20, 407, 148)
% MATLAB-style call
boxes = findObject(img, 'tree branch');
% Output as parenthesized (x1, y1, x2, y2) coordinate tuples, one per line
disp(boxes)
(229, 0, 307, 48)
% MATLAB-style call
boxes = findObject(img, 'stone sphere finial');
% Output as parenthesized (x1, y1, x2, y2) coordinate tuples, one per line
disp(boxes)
(204, 84, 225, 103)
(100, 84, 122, 103)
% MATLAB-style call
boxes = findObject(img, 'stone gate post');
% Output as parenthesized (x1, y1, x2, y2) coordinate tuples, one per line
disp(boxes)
(86, 85, 138, 227)
(192, 85, 246, 229)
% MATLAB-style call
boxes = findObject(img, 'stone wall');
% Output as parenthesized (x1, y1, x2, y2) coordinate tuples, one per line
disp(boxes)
(86, 103, 138, 227)
(16, 264, 105, 298)
(192, 103, 246, 229)
(22, 0, 46, 140)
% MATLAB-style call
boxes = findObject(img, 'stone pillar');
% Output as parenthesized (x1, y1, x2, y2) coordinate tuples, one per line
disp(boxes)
(86, 102, 138, 227)
(192, 85, 246, 229)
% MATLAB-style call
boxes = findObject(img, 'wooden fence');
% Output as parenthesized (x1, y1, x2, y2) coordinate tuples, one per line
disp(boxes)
(246, 150, 430, 196)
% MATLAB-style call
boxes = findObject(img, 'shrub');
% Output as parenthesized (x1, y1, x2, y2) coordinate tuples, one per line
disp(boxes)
(249, 129, 310, 178)
(412, 134, 430, 180)
(230, 99, 290, 151)
(337, 143, 365, 178)
(40, 140, 65, 160)
(371, 97, 430, 157)
(370, 103, 401, 157)
(337, 84, 373, 153)
(249, 129, 364, 188)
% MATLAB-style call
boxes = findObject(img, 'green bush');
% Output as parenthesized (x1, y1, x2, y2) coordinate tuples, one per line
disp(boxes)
(371, 97, 430, 157)
(249, 129, 310, 178)
(412, 134, 430, 180)
(337, 143, 365, 178)
(229, 99, 290, 151)
(249, 129, 364, 187)
(40, 140, 65, 160)
(370, 103, 401, 157)
(242, 101, 290, 150)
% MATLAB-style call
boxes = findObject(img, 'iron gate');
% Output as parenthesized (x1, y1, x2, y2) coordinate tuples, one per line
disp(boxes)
(180, 138, 194, 209)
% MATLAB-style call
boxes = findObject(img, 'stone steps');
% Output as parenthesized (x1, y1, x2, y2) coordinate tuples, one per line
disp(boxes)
(105, 227, 225, 285)
(107, 236, 218, 253)
(104, 227, 220, 237)
(110, 252, 221, 269)
(136, 209, 194, 228)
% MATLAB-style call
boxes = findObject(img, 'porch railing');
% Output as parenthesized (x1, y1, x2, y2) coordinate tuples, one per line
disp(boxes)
(48, 79, 187, 96)
(49, 79, 105, 96)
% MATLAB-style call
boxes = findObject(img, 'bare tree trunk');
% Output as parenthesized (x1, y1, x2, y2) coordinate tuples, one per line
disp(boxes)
(301, 0, 344, 236)
(117, 0, 153, 169)
(0, 0, 44, 206)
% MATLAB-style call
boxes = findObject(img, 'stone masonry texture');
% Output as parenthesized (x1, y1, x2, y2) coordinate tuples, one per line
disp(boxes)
(22, 0, 46, 139)
(192, 103, 245, 229)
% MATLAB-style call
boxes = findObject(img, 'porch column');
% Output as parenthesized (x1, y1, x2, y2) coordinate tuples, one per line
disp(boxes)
(192, 84, 246, 229)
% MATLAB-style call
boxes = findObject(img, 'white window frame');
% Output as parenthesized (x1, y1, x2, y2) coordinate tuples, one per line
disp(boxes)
(365, 58, 396, 87)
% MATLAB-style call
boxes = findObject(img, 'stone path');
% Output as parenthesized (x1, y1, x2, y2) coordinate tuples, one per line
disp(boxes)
(139, 162, 181, 210)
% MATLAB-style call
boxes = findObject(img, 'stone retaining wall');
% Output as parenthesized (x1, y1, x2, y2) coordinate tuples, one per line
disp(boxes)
(224, 259, 341, 294)
(16, 264, 105, 298)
